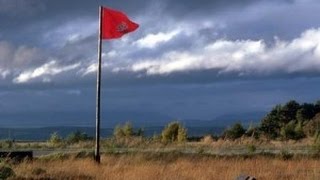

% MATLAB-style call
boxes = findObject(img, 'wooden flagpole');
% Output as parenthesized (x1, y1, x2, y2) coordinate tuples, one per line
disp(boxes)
(94, 6, 103, 163)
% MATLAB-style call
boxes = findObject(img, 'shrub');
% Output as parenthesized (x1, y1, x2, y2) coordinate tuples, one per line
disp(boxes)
(223, 123, 246, 140)
(246, 144, 257, 153)
(161, 121, 187, 143)
(114, 125, 126, 138)
(279, 150, 293, 160)
(245, 126, 260, 139)
(0, 164, 15, 179)
(0, 140, 14, 149)
(304, 113, 320, 137)
(201, 135, 215, 144)
(113, 122, 143, 139)
(177, 126, 187, 142)
(280, 121, 305, 140)
(48, 132, 62, 145)
(122, 122, 134, 136)
(294, 121, 305, 139)
(66, 130, 91, 144)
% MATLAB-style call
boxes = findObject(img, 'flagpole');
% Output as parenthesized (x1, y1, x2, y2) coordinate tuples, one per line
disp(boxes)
(95, 6, 103, 163)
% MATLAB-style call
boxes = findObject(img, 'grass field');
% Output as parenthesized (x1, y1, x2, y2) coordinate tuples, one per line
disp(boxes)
(7, 152, 320, 180)
(1, 137, 319, 179)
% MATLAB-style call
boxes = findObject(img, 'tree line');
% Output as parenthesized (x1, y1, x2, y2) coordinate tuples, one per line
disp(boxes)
(224, 100, 320, 141)
(49, 100, 320, 145)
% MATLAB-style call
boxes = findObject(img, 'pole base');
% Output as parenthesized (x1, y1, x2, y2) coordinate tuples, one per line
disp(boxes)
(94, 154, 101, 163)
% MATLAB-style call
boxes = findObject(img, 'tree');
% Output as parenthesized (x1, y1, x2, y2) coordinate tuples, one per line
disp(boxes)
(260, 105, 282, 139)
(161, 121, 187, 143)
(279, 100, 300, 124)
(223, 123, 246, 140)
(296, 103, 317, 122)
(314, 100, 320, 115)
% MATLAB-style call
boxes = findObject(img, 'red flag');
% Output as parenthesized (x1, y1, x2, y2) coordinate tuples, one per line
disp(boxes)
(101, 7, 139, 40)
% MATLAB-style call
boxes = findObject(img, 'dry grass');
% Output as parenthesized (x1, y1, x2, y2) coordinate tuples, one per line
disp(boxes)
(11, 153, 320, 180)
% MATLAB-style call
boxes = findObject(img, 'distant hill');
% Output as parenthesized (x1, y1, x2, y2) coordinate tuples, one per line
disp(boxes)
(0, 110, 266, 140)
(0, 125, 225, 141)
(0, 109, 265, 128)
(0, 110, 173, 128)
(211, 111, 266, 127)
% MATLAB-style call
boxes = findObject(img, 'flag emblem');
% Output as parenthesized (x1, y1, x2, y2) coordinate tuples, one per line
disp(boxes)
(117, 22, 128, 32)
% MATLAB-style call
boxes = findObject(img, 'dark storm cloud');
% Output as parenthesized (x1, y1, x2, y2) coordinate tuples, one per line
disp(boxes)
(0, 0, 319, 87)
(1, 0, 320, 127)
(0, 0, 46, 16)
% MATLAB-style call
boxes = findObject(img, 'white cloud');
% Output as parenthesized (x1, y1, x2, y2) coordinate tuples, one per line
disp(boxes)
(13, 60, 80, 84)
(135, 29, 181, 48)
(0, 69, 10, 79)
(119, 28, 320, 76)
(81, 63, 97, 76)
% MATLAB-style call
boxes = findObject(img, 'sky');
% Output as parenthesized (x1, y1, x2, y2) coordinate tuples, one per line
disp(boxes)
(0, 0, 320, 127)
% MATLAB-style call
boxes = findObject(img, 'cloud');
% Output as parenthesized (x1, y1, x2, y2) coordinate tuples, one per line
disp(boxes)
(1, 0, 320, 87)
(117, 28, 320, 76)
(136, 29, 181, 48)
(0, 41, 46, 80)
(0, 41, 13, 66)
(0, 0, 45, 16)
(42, 17, 97, 48)
(13, 60, 80, 84)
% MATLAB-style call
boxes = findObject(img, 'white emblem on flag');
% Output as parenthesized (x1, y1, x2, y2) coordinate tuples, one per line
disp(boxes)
(117, 22, 128, 32)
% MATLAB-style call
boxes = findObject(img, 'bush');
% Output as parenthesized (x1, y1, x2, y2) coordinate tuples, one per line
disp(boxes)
(48, 132, 62, 145)
(246, 144, 257, 153)
(161, 121, 187, 143)
(0, 140, 14, 149)
(279, 150, 293, 160)
(201, 135, 215, 144)
(245, 126, 260, 139)
(223, 123, 246, 140)
(114, 125, 126, 138)
(113, 122, 143, 139)
(177, 126, 187, 142)
(0, 164, 15, 179)
(280, 121, 305, 140)
(304, 113, 320, 137)
(66, 130, 91, 144)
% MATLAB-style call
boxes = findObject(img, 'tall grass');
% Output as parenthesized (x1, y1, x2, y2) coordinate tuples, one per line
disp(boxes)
(12, 153, 320, 180)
